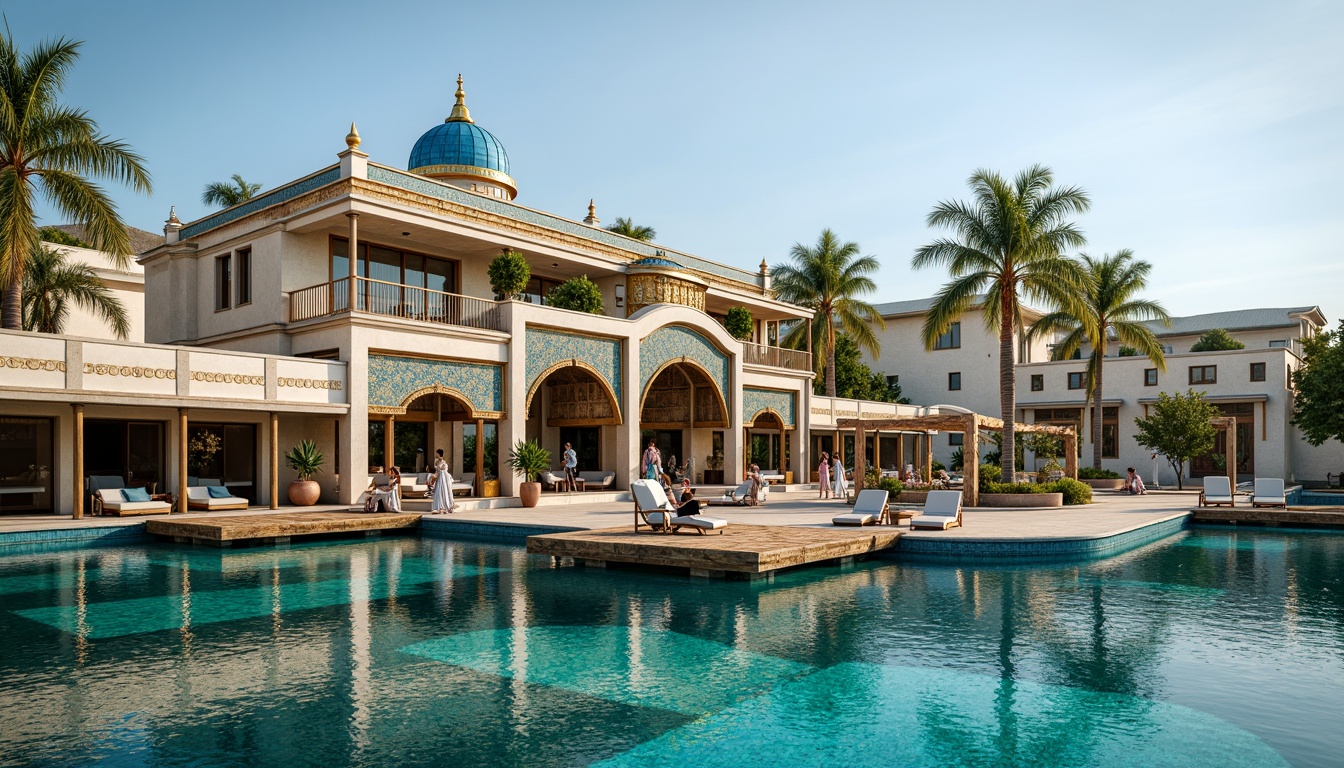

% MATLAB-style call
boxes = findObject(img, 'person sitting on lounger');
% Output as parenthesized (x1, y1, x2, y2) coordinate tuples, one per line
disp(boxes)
(371, 467, 401, 512)
(746, 464, 765, 506)
(664, 482, 703, 517)
(679, 478, 695, 503)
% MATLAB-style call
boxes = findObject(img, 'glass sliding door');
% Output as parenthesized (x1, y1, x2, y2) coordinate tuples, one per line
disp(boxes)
(0, 417, 54, 514)
(188, 423, 257, 501)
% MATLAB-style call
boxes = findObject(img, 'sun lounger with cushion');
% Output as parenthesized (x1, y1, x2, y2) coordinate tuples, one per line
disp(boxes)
(910, 490, 963, 530)
(724, 479, 768, 505)
(96, 488, 172, 516)
(1251, 478, 1287, 509)
(833, 489, 891, 526)
(1199, 476, 1235, 507)
(631, 479, 728, 534)
(578, 471, 616, 489)
(185, 485, 249, 511)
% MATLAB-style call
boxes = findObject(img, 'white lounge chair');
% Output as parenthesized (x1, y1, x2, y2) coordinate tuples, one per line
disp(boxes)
(910, 490, 963, 530)
(1252, 478, 1287, 509)
(95, 488, 172, 517)
(726, 479, 768, 505)
(578, 471, 616, 489)
(833, 489, 891, 526)
(1199, 476, 1235, 508)
(540, 471, 568, 492)
(631, 479, 727, 534)
(185, 485, 248, 511)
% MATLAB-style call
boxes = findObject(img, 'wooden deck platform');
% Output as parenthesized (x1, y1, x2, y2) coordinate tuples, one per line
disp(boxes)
(145, 512, 421, 546)
(1191, 506, 1344, 528)
(526, 524, 901, 578)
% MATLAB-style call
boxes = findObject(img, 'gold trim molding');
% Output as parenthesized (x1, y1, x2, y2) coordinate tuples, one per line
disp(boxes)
(3, 356, 64, 372)
(84, 363, 174, 379)
(192, 371, 264, 386)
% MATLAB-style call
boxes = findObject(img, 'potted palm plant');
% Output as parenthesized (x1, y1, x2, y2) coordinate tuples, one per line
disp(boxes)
(507, 439, 551, 508)
(285, 439, 325, 506)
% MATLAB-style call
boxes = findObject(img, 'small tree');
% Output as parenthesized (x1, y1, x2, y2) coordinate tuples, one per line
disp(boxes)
(285, 440, 326, 480)
(1132, 390, 1219, 489)
(546, 275, 604, 314)
(488, 250, 530, 300)
(507, 440, 551, 483)
(1292, 319, 1344, 446)
(38, 227, 89, 248)
(1190, 328, 1245, 352)
(725, 306, 753, 340)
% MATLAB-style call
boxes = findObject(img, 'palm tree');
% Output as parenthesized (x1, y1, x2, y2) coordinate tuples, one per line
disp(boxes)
(913, 166, 1090, 482)
(773, 229, 884, 396)
(0, 32, 151, 331)
(22, 244, 129, 338)
(1029, 251, 1170, 469)
(605, 217, 656, 241)
(201, 174, 262, 208)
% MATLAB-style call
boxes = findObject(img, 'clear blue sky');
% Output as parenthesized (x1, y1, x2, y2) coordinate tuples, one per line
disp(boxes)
(13, 0, 1344, 323)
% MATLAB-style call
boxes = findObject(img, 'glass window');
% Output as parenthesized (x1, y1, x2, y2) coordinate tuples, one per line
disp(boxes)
(236, 248, 252, 305)
(215, 254, 231, 310)
(1189, 365, 1217, 385)
(0, 417, 54, 514)
(935, 322, 961, 350)
(1268, 340, 1288, 348)
(367, 246, 402, 284)
(948, 372, 961, 391)
(886, 375, 899, 387)
(1144, 368, 1158, 386)
(1250, 362, 1266, 382)
(949, 433, 963, 446)
(1030, 374, 1043, 391)
(1068, 372, 1084, 389)
(1100, 406, 1119, 459)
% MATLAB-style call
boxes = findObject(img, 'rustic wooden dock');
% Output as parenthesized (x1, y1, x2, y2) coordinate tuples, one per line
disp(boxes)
(526, 524, 902, 578)
(1191, 506, 1344, 528)
(145, 512, 421, 546)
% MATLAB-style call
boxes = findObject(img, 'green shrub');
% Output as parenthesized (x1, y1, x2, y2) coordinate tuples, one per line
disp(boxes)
(1047, 478, 1093, 505)
(983, 480, 1047, 495)
(1077, 466, 1122, 479)
(931, 460, 945, 472)
(546, 275, 604, 314)
(725, 306, 753, 340)
(949, 447, 964, 471)
(877, 477, 904, 495)
(488, 250, 530, 300)
(977, 464, 1002, 492)
(1190, 328, 1245, 352)
(506, 440, 551, 483)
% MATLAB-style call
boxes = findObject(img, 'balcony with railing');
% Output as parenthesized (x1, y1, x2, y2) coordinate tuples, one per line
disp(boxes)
(289, 277, 505, 332)
(741, 341, 812, 373)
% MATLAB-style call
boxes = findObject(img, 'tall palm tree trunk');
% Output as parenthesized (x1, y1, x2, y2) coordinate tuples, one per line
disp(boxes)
(825, 320, 838, 397)
(1, 280, 20, 330)
(999, 294, 1016, 483)
(1092, 337, 1105, 469)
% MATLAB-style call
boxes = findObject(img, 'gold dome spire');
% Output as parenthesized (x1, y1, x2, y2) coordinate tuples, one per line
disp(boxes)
(345, 122, 361, 150)
(446, 74, 474, 123)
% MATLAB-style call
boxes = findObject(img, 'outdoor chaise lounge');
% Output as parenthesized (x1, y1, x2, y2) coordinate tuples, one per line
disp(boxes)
(185, 485, 249, 511)
(1199, 476, 1235, 507)
(95, 488, 172, 516)
(724, 479, 769, 505)
(631, 479, 728, 534)
(1252, 478, 1288, 509)
(909, 490, 963, 530)
(832, 489, 891, 526)
(579, 471, 616, 489)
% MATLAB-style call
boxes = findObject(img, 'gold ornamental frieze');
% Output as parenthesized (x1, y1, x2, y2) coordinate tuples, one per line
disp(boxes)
(278, 377, 343, 390)
(3, 356, 65, 372)
(192, 371, 264, 386)
(84, 363, 175, 379)
(625, 273, 707, 317)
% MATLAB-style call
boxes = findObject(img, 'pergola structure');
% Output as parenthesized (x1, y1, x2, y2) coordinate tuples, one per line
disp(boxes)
(1209, 415, 1240, 489)
(837, 412, 1078, 507)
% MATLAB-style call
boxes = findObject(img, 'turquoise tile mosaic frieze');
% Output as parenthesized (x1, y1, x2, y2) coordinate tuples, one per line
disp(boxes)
(180, 166, 342, 239)
(639, 326, 729, 399)
(368, 354, 502, 415)
(524, 328, 622, 403)
(744, 387, 796, 427)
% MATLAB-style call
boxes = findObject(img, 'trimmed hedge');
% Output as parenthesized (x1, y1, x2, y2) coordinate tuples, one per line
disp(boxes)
(1078, 467, 1122, 480)
(981, 477, 1092, 505)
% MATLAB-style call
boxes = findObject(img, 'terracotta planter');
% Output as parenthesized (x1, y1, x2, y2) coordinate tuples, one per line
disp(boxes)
(287, 479, 320, 506)
(979, 492, 1063, 508)
(1082, 479, 1125, 491)
(519, 481, 542, 508)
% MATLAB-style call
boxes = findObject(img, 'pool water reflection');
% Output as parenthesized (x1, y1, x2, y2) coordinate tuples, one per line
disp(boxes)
(0, 528, 1340, 767)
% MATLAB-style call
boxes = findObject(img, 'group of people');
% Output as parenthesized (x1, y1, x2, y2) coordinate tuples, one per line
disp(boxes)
(365, 448, 456, 515)
(816, 452, 849, 499)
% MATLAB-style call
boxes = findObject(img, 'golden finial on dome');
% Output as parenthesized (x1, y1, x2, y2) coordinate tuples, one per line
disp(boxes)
(346, 122, 361, 150)
(166, 205, 180, 225)
(446, 73, 474, 123)
(759, 258, 768, 273)
(583, 198, 600, 226)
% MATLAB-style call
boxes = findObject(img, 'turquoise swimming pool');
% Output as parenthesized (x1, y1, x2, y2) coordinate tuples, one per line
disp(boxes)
(1, 528, 1340, 767)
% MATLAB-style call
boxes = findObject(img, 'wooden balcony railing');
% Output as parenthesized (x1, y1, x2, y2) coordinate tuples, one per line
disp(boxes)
(289, 277, 505, 332)
(742, 341, 812, 372)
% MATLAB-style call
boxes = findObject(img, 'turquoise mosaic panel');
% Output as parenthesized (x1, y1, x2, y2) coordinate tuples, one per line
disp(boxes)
(744, 387, 796, 427)
(368, 354, 502, 414)
(639, 326, 729, 397)
(524, 328, 622, 403)
(367, 164, 763, 287)
(180, 166, 342, 239)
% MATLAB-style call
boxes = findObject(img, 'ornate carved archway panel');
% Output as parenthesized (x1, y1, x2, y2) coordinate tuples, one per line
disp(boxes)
(525, 360, 623, 426)
(368, 354, 503, 418)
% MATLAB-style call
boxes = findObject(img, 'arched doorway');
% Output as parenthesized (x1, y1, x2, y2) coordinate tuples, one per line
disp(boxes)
(526, 363, 622, 486)
(746, 409, 791, 480)
(639, 362, 727, 484)
(370, 387, 498, 498)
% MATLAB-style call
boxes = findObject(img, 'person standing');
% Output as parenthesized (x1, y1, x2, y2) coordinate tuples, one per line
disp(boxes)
(832, 453, 847, 500)
(563, 442, 578, 492)
(818, 452, 831, 499)
(430, 449, 455, 514)
(642, 440, 662, 481)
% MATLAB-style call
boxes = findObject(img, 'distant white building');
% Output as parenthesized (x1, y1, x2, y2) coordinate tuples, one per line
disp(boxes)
(40, 224, 161, 343)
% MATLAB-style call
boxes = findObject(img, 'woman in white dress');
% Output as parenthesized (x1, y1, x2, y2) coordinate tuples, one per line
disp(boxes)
(430, 450, 455, 514)
(831, 454, 847, 499)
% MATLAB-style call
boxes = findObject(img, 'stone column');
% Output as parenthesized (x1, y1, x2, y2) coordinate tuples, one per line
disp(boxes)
(346, 213, 359, 313)
(270, 412, 279, 509)
(72, 404, 84, 519)
(475, 418, 485, 497)
(178, 409, 189, 514)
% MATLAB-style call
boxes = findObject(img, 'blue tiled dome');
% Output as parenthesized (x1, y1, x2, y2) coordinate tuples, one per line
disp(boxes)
(408, 121, 510, 175)
(630, 256, 685, 269)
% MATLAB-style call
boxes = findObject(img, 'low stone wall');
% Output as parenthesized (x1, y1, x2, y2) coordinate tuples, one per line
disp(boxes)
(979, 492, 1063, 508)
(898, 491, 929, 504)
(1082, 479, 1125, 491)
